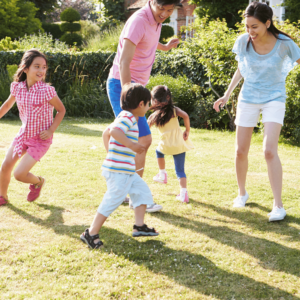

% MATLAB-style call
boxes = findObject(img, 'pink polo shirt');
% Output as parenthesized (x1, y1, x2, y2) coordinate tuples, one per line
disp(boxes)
(109, 0, 162, 86)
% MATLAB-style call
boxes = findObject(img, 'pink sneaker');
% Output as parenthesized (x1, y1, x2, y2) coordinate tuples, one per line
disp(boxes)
(27, 177, 46, 202)
(0, 196, 8, 206)
(153, 173, 167, 184)
(176, 191, 189, 203)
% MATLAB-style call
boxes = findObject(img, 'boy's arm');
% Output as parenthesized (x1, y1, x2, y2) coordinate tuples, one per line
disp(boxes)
(175, 107, 190, 141)
(0, 95, 16, 119)
(110, 128, 145, 154)
(103, 127, 111, 153)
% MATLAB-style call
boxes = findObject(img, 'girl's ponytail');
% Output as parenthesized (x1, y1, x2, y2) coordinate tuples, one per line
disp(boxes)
(149, 85, 175, 127)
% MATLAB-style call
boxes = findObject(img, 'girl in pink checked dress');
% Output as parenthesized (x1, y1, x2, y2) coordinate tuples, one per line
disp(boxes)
(0, 49, 66, 206)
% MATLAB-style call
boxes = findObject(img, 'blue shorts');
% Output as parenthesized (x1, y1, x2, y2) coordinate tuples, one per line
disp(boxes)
(156, 150, 186, 179)
(98, 170, 154, 217)
(106, 77, 151, 138)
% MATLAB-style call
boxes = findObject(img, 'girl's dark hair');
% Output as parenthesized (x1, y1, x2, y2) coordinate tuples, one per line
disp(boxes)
(14, 49, 48, 82)
(121, 83, 151, 110)
(148, 85, 175, 127)
(244, 1, 292, 50)
(154, 0, 181, 6)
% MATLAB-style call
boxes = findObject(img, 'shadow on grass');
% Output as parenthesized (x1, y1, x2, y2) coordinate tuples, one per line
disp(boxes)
(153, 210, 300, 279)
(56, 124, 103, 137)
(7, 203, 299, 299)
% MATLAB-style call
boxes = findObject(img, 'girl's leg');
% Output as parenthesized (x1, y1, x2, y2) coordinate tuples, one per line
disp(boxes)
(157, 157, 165, 170)
(0, 145, 22, 199)
(235, 126, 254, 196)
(153, 150, 167, 183)
(263, 122, 283, 207)
(174, 152, 188, 202)
(13, 153, 40, 185)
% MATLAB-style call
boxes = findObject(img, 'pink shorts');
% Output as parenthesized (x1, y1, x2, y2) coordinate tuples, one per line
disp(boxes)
(13, 135, 52, 162)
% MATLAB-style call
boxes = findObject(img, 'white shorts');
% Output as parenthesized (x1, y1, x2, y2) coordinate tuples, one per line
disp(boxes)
(98, 170, 154, 217)
(235, 101, 286, 127)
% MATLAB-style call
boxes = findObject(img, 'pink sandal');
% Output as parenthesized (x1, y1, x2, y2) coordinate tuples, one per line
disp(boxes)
(0, 196, 8, 206)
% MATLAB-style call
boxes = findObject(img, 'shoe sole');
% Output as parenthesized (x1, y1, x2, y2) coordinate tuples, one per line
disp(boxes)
(27, 178, 46, 202)
(80, 234, 104, 249)
(132, 232, 159, 237)
(146, 207, 163, 213)
(153, 179, 167, 184)
(269, 215, 286, 222)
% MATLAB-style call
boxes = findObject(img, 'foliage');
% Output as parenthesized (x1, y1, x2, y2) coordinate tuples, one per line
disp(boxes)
(60, 7, 81, 23)
(46, 0, 95, 22)
(60, 33, 83, 47)
(60, 22, 82, 33)
(160, 25, 175, 43)
(0, 37, 19, 51)
(84, 23, 124, 52)
(27, 0, 58, 21)
(42, 23, 64, 40)
(79, 20, 101, 41)
(189, 0, 248, 29)
(61, 78, 113, 118)
(0, 0, 43, 40)
(98, 0, 126, 29)
(16, 32, 68, 52)
(282, 0, 300, 24)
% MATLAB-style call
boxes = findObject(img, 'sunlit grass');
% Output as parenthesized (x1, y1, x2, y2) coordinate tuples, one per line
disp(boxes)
(0, 118, 300, 299)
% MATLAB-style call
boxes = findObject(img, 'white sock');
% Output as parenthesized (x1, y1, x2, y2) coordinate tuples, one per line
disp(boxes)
(180, 188, 187, 195)
(159, 169, 166, 174)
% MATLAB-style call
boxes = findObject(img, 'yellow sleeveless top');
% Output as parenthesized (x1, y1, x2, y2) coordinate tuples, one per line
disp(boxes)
(156, 108, 194, 155)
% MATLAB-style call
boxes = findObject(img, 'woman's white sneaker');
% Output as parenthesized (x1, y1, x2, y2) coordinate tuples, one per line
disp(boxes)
(233, 191, 249, 208)
(268, 207, 286, 222)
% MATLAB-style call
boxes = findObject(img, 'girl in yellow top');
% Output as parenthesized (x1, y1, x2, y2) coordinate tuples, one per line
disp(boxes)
(148, 85, 194, 203)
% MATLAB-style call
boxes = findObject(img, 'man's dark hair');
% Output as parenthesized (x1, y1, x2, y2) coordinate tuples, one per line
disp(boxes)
(121, 83, 151, 110)
(154, 0, 181, 6)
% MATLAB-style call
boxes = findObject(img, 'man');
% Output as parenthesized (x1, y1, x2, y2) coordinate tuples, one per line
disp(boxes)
(105, 0, 181, 212)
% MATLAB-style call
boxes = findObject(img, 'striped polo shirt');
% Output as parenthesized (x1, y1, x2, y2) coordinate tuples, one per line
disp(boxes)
(102, 111, 138, 174)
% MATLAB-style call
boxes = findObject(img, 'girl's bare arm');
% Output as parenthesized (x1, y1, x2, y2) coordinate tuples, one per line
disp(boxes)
(0, 95, 16, 119)
(175, 107, 190, 141)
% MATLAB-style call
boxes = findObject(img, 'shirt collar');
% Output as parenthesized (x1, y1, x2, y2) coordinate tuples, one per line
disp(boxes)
(145, 0, 159, 26)
(19, 80, 44, 91)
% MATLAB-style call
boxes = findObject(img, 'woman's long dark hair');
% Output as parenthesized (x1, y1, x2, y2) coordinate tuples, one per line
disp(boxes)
(14, 49, 48, 82)
(244, 1, 292, 51)
(148, 85, 175, 127)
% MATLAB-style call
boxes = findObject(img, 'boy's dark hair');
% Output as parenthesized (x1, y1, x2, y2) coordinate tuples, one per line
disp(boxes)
(154, 0, 181, 6)
(148, 85, 175, 127)
(14, 49, 48, 82)
(244, 1, 292, 51)
(121, 83, 151, 110)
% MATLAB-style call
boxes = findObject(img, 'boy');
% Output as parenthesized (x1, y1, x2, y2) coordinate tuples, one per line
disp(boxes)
(80, 83, 159, 249)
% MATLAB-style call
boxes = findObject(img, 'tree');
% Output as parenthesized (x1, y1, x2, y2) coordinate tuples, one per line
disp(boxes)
(0, 0, 42, 40)
(189, 0, 249, 28)
(283, 0, 300, 24)
(28, 0, 58, 21)
(46, 0, 95, 22)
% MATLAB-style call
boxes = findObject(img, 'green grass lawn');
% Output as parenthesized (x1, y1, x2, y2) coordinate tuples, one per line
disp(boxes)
(0, 118, 300, 300)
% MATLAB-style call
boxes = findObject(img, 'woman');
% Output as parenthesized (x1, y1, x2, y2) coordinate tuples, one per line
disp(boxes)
(213, 1, 300, 221)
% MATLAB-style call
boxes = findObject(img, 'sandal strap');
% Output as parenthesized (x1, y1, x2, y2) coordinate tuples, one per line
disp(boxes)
(133, 224, 156, 233)
(84, 229, 102, 248)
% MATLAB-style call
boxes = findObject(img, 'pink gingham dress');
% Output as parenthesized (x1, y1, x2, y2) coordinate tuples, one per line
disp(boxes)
(10, 81, 57, 158)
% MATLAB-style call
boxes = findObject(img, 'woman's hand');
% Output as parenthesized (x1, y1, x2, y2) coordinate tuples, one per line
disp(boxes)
(213, 96, 229, 112)
(183, 130, 189, 141)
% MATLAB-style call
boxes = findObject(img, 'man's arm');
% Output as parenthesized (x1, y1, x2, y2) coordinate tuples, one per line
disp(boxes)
(119, 39, 136, 87)
(157, 38, 180, 51)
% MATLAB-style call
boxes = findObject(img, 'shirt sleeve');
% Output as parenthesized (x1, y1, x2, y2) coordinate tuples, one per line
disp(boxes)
(10, 82, 19, 97)
(286, 39, 300, 63)
(45, 85, 57, 102)
(110, 113, 134, 134)
(123, 16, 146, 46)
(232, 34, 247, 59)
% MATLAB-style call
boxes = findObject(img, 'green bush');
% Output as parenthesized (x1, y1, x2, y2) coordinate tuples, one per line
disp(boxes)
(160, 25, 175, 43)
(42, 23, 63, 40)
(60, 8, 81, 23)
(0, 37, 19, 51)
(80, 21, 101, 41)
(60, 22, 81, 33)
(60, 33, 83, 46)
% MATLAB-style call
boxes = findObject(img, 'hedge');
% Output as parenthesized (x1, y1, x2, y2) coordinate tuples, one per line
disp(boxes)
(0, 50, 116, 95)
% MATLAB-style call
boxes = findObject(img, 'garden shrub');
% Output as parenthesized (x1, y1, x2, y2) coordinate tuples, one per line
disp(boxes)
(60, 8, 82, 46)
(42, 23, 63, 40)
(79, 20, 101, 41)
(0, 37, 19, 51)
(160, 25, 174, 43)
